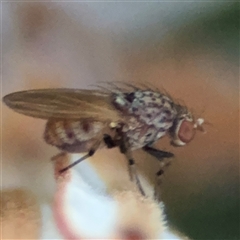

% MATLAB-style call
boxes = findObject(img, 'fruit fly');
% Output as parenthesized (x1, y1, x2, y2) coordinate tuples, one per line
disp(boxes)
(3, 84, 205, 196)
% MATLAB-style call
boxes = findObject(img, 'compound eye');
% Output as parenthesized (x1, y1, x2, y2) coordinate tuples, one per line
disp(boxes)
(178, 119, 196, 144)
(171, 119, 196, 146)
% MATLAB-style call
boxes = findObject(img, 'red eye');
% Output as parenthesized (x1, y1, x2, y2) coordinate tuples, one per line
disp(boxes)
(178, 119, 196, 143)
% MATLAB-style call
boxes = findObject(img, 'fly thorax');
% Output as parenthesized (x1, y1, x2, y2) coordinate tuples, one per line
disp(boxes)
(122, 117, 142, 132)
(112, 90, 177, 149)
(127, 90, 176, 132)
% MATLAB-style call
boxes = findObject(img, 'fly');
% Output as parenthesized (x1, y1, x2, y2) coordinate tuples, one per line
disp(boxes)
(3, 84, 205, 197)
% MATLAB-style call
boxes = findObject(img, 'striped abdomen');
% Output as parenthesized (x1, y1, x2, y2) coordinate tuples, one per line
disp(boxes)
(44, 119, 105, 153)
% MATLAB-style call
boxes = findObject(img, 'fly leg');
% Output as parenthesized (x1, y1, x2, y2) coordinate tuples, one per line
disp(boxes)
(142, 146, 174, 159)
(59, 131, 119, 173)
(59, 140, 102, 173)
(153, 160, 172, 200)
(103, 134, 145, 196)
(119, 139, 145, 196)
(59, 149, 95, 173)
(142, 146, 174, 200)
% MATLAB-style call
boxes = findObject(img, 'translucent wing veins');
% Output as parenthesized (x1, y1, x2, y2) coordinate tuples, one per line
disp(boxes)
(3, 88, 123, 122)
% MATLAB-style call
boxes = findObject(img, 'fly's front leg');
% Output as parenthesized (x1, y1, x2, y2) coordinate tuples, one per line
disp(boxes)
(142, 145, 174, 200)
(142, 146, 174, 159)
(119, 139, 145, 196)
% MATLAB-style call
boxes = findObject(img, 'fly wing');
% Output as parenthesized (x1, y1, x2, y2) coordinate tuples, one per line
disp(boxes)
(3, 88, 123, 122)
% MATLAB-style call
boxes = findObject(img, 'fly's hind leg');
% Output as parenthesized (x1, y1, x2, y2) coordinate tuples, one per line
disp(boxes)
(59, 133, 115, 174)
(142, 146, 174, 200)
(59, 138, 103, 173)
(59, 148, 96, 173)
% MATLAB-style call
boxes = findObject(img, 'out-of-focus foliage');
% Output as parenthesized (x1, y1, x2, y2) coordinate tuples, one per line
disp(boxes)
(174, 3, 239, 63)
(161, 4, 239, 240)
(164, 181, 239, 240)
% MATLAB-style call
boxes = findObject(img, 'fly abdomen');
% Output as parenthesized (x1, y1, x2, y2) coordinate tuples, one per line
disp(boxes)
(44, 119, 104, 153)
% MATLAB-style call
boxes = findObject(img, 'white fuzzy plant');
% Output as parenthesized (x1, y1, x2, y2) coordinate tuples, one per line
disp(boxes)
(40, 152, 189, 240)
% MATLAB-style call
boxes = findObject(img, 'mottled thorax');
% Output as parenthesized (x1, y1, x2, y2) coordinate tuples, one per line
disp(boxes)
(112, 90, 177, 149)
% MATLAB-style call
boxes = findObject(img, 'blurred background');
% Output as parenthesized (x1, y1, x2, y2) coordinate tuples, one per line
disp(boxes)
(1, 2, 239, 239)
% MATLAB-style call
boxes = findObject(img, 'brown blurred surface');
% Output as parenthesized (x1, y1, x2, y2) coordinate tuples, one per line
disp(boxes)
(0, 189, 41, 239)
